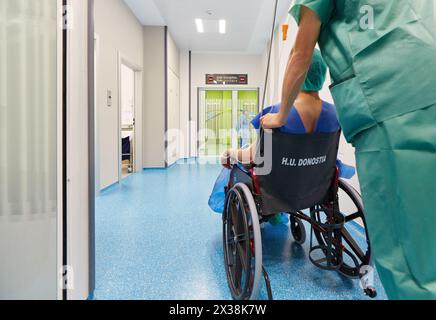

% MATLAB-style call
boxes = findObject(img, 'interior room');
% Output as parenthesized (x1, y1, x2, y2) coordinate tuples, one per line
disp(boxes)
(90, 0, 386, 300)
(0, 0, 385, 301)
(5, 0, 436, 302)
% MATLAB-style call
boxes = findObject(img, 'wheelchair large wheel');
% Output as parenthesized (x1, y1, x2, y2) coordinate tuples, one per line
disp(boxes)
(313, 179, 372, 278)
(223, 183, 262, 300)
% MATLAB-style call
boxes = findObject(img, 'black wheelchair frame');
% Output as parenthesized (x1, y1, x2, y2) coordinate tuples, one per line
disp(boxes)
(222, 130, 377, 300)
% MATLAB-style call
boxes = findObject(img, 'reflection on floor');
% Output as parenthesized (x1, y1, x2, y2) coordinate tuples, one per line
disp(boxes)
(94, 162, 387, 300)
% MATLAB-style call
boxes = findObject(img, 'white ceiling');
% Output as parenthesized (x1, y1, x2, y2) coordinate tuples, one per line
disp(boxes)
(123, 0, 291, 54)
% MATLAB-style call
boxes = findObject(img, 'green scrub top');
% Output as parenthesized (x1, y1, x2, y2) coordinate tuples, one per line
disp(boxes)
(290, 0, 436, 143)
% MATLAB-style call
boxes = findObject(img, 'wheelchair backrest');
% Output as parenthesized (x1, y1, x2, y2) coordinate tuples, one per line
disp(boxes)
(254, 130, 341, 215)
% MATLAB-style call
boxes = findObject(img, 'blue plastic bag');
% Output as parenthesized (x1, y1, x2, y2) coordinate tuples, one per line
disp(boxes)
(337, 160, 356, 180)
(208, 168, 231, 214)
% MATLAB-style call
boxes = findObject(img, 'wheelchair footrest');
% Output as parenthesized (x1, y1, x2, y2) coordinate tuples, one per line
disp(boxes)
(309, 245, 343, 271)
(309, 206, 345, 271)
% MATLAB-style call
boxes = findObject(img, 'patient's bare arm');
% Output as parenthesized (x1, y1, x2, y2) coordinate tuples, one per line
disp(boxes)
(221, 142, 257, 168)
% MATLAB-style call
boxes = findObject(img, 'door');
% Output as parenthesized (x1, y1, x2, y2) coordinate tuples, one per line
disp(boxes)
(0, 0, 62, 299)
(200, 90, 233, 157)
(167, 70, 180, 166)
(236, 90, 259, 149)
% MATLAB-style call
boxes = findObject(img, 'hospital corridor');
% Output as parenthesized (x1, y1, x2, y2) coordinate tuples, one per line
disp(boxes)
(94, 161, 387, 300)
(1, 0, 436, 305)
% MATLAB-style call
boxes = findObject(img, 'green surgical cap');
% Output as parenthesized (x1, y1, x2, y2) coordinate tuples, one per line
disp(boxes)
(302, 49, 327, 92)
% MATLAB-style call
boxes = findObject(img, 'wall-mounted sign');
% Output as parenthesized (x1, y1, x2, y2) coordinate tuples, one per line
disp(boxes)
(206, 74, 248, 85)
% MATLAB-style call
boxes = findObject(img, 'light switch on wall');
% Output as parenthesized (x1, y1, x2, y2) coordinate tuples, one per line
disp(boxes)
(107, 90, 112, 107)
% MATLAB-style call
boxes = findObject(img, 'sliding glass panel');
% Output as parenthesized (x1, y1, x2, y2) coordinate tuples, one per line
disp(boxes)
(236, 90, 258, 148)
(200, 90, 233, 156)
(0, 0, 59, 299)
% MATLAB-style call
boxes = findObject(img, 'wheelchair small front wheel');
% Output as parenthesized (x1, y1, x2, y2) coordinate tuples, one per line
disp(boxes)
(290, 215, 306, 245)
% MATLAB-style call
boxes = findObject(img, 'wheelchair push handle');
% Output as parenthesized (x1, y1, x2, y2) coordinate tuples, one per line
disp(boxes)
(257, 128, 279, 161)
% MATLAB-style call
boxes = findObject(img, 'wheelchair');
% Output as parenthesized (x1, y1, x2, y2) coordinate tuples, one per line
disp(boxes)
(222, 129, 377, 300)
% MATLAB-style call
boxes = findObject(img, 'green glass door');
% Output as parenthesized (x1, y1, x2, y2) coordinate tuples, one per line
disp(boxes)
(236, 90, 258, 148)
(199, 89, 259, 157)
(200, 90, 233, 156)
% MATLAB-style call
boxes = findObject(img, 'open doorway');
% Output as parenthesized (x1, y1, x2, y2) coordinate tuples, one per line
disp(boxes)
(117, 55, 142, 181)
(120, 64, 135, 178)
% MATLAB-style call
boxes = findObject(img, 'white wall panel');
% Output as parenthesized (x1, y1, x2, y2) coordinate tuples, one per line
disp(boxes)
(166, 31, 180, 166)
(143, 26, 166, 168)
(0, 0, 60, 300)
(94, 0, 144, 189)
(179, 50, 190, 159)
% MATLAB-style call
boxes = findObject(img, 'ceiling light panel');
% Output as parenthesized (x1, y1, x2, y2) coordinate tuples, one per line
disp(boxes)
(196, 19, 227, 34)
(195, 18, 204, 33)
(219, 19, 226, 34)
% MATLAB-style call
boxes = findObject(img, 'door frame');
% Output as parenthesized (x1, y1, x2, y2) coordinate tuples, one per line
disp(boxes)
(117, 52, 143, 182)
(57, 0, 66, 300)
(93, 33, 100, 195)
(60, 0, 95, 300)
(197, 87, 260, 157)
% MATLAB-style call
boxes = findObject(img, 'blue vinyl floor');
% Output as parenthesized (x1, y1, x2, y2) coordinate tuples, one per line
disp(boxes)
(94, 162, 387, 300)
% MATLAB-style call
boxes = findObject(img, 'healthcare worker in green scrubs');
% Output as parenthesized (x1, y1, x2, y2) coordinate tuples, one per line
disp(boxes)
(261, 0, 436, 300)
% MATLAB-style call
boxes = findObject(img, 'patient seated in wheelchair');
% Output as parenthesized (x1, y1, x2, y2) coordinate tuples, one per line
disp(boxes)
(222, 49, 339, 168)
(210, 50, 355, 220)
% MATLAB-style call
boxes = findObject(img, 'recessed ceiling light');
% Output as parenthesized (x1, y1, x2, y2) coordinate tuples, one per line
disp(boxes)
(219, 19, 226, 34)
(195, 19, 204, 33)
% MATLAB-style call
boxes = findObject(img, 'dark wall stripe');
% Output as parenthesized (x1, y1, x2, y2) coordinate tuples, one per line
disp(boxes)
(87, 0, 96, 296)
(62, 0, 68, 301)
(188, 51, 192, 157)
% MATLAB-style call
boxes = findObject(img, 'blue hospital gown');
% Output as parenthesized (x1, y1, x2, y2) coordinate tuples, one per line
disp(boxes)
(251, 101, 340, 133)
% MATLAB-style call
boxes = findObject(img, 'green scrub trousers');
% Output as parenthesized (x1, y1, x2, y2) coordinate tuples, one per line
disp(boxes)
(354, 103, 436, 300)
(290, 0, 436, 299)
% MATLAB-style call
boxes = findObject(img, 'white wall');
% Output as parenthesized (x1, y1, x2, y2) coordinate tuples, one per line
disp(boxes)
(189, 53, 264, 157)
(142, 27, 183, 168)
(143, 26, 166, 168)
(95, 0, 144, 189)
(179, 50, 190, 159)
(166, 31, 180, 166)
